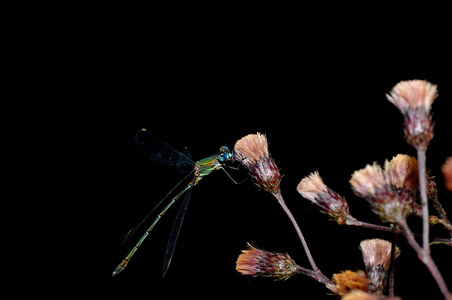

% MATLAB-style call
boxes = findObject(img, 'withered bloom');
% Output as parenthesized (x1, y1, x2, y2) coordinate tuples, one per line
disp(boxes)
(350, 162, 400, 223)
(234, 133, 281, 194)
(297, 171, 351, 225)
(236, 243, 301, 280)
(360, 239, 400, 295)
(235, 133, 323, 278)
(384, 154, 419, 211)
(442, 157, 452, 191)
(386, 80, 438, 150)
(332, 270, 370, 296)
(350, 155, 418, 224)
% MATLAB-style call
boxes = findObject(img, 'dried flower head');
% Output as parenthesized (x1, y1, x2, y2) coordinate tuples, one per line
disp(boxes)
(360, 239, 401, 295)
(442, 157, 452, 191)
(350, 155, 418, 223)
(234, 133, 281, 194)
(297, 171, 351, 224)
(386, 80, 438, 150)
(332, 270, 370, 296)
(236, 243, 300, 280)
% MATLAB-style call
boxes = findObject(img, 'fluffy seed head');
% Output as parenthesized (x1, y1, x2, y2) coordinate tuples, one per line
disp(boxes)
(297, 171, 328, 200)
(234, 133, 269, 168)
(350, 156, 417, 223)
(297, 171, 351, 224)
(386, 79, 437, 112)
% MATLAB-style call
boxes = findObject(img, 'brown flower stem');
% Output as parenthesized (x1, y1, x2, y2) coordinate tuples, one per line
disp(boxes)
(418, 148, 430, 252)
(346, 216, 436, 241)
(295, 265, 318, 278)
(273, 192, 333, 286)
(296, 266, 338, 292)
(399, 219, 452, 300)
(273, 192, 317, 270)
(389, 226, 398, 298)
(345, 216, 393, 232)
(347, 216, 449, 243)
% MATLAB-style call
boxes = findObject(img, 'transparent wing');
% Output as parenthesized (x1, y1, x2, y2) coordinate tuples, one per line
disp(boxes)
(162, 188, 192, 277)
(136, 129, 195, 173)
(120, 170, 195, 245)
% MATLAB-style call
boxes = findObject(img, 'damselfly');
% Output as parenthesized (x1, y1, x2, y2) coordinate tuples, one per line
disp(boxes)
(113, 128, 238, 276)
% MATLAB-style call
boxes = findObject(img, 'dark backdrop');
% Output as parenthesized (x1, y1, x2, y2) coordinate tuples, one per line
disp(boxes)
(83, 9, 452, 300)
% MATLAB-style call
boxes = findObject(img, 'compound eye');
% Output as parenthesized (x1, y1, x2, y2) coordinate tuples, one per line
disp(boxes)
(218, 146, 230, 162)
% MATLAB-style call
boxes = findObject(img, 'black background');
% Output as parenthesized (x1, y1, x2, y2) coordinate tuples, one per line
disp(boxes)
(67, 7, 452, 300)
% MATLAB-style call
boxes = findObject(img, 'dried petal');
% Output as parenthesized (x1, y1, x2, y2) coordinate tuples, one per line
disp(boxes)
(386, 80, 437, 112)
(234, 133, 269, 167)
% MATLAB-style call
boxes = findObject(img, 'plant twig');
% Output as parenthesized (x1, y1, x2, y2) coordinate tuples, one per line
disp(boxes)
(418, 149, 430, 252)
(399, 219, 451, 299)
(389, 226, 398, 298)
(273, 192, 332, 286)
(345, 216, 393, 232)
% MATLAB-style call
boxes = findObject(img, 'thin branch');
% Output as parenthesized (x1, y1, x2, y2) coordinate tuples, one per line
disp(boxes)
(345, 216, 393, 232)
(389, 226, 398, 298)
(273, 192, 333, 287)
(399, 219, 451, 300)
(417, 148, 430, 252)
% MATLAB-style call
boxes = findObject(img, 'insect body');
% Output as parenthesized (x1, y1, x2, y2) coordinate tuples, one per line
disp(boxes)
(113, 129, 235, 276)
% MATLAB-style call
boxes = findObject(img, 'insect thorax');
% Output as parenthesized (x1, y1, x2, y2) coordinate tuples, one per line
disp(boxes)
(194, 156, 221, 182)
